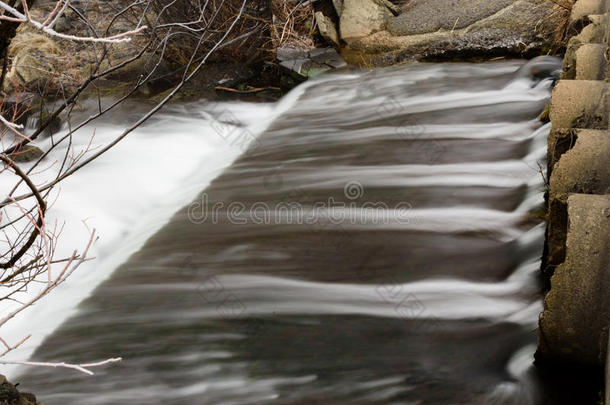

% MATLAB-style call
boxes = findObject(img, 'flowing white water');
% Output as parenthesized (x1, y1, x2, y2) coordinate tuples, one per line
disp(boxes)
(5, 59, 563, 404)
(0, 98, 299, 377)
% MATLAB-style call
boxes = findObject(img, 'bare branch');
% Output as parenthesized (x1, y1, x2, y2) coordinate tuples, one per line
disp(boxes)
(0, 0, 147, 42)
(0, 113, 28, 140)
(0, 230, 96, 330)
(0, 0, 258, 377)
(0, 357, 122, 375)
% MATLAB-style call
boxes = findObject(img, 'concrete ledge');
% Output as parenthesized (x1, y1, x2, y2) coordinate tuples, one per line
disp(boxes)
(575, 43, 609, 79)
(562, 41, 609, 79)
(550, 129, 610, 201)
(546, 129, 610, 267)
(539, 194, 610, 366)
(550, 80, 609, 129)
(577, 13, 609, 43)
(539, 0, 610, 393)
(571, 0, 608, 23)
(566, 13, 608, 48)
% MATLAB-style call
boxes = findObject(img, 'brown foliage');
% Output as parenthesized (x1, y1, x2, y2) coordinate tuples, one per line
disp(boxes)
(151, 0, 273, 67)
(270, 0, 315, 50)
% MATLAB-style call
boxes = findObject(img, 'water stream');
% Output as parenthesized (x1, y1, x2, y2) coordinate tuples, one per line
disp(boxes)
(9, 59, 564, 404)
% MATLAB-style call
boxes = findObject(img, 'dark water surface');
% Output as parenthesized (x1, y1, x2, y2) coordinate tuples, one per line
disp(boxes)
(18, 60, 566, 404)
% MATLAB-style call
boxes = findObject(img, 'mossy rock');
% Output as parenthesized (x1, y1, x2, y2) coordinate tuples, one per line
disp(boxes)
(4, 33, 63, 93)
(343, 0, 570, 65)
(0, 378, 20, 404)
(10, 145, 44, 163)
(0, 375, 39, 405)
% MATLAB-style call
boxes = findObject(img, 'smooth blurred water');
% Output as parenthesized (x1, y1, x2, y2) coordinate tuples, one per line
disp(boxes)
(10, 59, 566, 404)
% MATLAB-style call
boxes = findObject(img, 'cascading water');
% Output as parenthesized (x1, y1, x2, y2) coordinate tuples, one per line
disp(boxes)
(7, 58, 564, 404)
(0, 100, 279, 376)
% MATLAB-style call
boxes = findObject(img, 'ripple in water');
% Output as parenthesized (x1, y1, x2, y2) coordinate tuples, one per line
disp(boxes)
(12, 58, 566, 404)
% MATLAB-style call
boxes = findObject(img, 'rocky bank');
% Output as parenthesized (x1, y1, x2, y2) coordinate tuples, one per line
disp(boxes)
(0, 375, 40, 405)
(1, 0, 575, 101)
(323, 0, 570, 64)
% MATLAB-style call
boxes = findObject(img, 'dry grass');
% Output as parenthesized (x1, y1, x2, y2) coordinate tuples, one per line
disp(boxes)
(151, 0, 273, 68)
(270, 0, 315, 50)
(8, 32, 61, 56)
(4, 32, 67, 92)
(3, 2, 146, 95)
(152, 0, 317, 69)
(3, 0, 320, 96)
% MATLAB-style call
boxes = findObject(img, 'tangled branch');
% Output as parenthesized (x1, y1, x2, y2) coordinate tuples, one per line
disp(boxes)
(0, 357, 122, 375)
(0, 0, 147, 43)
(0, 0, 251, 378)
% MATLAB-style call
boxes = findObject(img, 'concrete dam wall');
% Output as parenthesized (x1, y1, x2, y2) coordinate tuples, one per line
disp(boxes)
(536, 0, 610, 402)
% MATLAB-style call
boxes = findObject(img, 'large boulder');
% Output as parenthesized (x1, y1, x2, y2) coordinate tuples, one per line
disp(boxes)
(339, 0, 570, 65)
(316, 12, 340, 46)
(4, 33, 63, 92)
(340, 0, 394, 42)
(386, 0, 516, 36)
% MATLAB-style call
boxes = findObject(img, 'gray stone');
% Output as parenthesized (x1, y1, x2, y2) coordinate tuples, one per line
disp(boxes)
(278, 47, 346, 79)
(5, 33, 62, 91)
(344, 0, 570, 66)
(374, 0, 401, 15)
(315, 12, 340, 46)
(309, 48, 347, 68)
(54, 14, 71, 33)
(340, 0, 393, 41)
(538, 194, 610, 366)
(276, 46, 309, 62)
(387, 0, 517, 36)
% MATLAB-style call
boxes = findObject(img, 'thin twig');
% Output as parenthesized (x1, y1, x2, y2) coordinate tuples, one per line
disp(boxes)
(0, 357, 122, 375)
